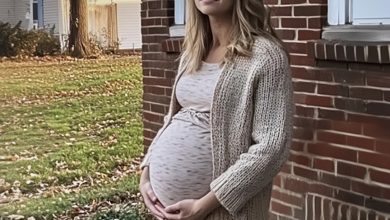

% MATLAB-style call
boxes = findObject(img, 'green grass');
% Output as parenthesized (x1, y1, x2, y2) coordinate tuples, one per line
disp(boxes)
(0, 57, 145, 219)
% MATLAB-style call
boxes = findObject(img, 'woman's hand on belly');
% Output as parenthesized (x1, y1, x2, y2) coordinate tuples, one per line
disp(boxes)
(155, 190, 221, 220)
(139, 167, 167, 219)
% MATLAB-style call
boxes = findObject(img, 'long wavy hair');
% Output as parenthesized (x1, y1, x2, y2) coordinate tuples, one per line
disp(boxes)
(178, 0, 285, 74)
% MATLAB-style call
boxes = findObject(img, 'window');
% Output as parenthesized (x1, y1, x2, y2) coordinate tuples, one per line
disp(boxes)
(33, 0, 38, 22)
(328, 0, 390, 25)
(325, 0, 390, 41)
(170, 0, 186, 37)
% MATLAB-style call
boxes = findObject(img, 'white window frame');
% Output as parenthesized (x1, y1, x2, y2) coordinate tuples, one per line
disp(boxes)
(328, 0, 390, 25)
(170, 0, 186, 37)
(325, 0, 390, 41)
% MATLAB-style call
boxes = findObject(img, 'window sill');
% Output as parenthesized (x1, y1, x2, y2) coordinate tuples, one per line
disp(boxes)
(322, 25, 390, 42)
(160, 25, 185, 53)
(169, 25, 185, 37)
(307, 39, 390, 64)
(161, 37, 184, 53)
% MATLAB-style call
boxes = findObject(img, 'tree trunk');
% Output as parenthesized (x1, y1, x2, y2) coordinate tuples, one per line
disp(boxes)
(69, 0, 91, 58)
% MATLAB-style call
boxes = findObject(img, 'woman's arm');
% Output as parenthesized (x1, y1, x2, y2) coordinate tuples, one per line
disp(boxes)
(209, 47, 294, 216)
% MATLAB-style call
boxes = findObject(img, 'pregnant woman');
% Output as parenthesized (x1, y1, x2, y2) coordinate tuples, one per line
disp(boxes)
(139, 0, 293, 219)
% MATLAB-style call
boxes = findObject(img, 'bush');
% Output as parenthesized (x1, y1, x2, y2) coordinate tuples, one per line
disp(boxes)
(0, 21, 61, 57)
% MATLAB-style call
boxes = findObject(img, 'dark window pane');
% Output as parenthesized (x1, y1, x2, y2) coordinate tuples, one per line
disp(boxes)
(33, 3, 38, 20)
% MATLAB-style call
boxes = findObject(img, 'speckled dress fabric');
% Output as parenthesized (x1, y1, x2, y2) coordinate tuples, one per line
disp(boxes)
(149, 61, 223, 207)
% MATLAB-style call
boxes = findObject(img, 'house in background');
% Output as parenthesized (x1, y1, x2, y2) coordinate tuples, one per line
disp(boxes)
(0, 0, 141, 51)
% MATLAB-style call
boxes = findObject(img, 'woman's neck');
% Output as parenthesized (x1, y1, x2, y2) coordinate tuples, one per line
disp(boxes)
(208, 15, 232, 48)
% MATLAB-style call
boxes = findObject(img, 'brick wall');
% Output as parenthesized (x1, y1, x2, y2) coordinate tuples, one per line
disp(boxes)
(141, 0, 390, 219)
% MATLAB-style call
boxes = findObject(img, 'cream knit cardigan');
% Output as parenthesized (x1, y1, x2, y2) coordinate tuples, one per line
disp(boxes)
(140, 36, 294, 220)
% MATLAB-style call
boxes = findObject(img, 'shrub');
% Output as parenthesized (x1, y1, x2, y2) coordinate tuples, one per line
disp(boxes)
(0, 21, 61, 57)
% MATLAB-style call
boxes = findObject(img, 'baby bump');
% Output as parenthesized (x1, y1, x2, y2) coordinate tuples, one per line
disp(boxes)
(149, 119, 213, 207)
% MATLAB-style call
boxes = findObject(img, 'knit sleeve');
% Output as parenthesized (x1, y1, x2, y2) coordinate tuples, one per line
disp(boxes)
(209, 48, 294, 216)
(140, 114, 169, 170)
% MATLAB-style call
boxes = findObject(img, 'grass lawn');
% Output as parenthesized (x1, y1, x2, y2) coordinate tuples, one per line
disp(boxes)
(0, 57, 149, 219)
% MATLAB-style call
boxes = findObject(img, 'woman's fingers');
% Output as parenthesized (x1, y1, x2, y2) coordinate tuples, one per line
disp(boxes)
(140, 182, 165, 219)
(147, 187, 158, 203)
(143, 195, 166, 219)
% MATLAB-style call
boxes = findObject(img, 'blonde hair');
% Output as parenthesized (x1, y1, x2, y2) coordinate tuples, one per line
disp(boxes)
(178, 0, 285, 74)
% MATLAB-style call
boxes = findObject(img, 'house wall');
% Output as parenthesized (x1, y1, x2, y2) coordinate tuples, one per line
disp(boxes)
(141, 0, 390, 219)
(0, 0, 30, 29)
(0, 0, 15, 25)
(116, 0, 142, 49)
(43, 0, 59, 32)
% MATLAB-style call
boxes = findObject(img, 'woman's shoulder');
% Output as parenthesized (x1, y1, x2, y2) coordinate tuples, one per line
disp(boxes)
(250, 35, 288, 64)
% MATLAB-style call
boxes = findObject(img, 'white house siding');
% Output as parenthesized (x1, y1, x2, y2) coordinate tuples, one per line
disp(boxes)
(0, 0, 15, 25)
(13, 0, 31, 29)
(43, 0, 59, 32)
(115, 0, 141, 49)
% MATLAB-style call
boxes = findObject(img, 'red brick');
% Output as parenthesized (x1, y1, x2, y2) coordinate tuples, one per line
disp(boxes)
(293, 81, 316, 93)
(271, 6, 292, 16)
(309, 183, 334, 197)
(291, 67, 314, 80)
(264, 0, 278, 5)
(331, 121, 362, 134)
(370, 169, 390, 185)
(294, 165, 318, 180)
(285, 42, 307, 54)
(143, 102, 151, 111)
(308, 17, 326, 29)
(348, 113, 390, 128)
(281, 0, 306, 4)
(317, 131, 347, 145)
(273, 174, 282, 187)
(271, 200, 292, 216)
(294, 117, 316, 128)
(309, 0, 327, 3)
(335, 98, 366, 113)
(317, 84, 349, 96)
(295, 105, 315, 117)
(281, 18, 307, 28)
(366, 72, 390, 88)
(346, 135, 375, 151)
(351, 180, 390, 199)
(291, 140, 305, 152)
(275, 29, 296, 40)
(271, 189, 303, 207)
(143, 111, 163, 123)
(284, 177, 309, 193)
(143, 77, 172, 87)
(366, 102, 390, 117)
(298, 30, 321, 40)
(363, 123, 390, 139)
(313, 158, 334, 172)
(307, 143, 357, 162)
(294, 5, 327, 16)
(319, 172, 351, 190)
(375, 140, 390, 155)
(150, 103, 165, 113)
(290, 54, 315, 66)
(306, 68, 334, 82)
(337, 161, 367, 179)
(289, 153, 311, 166)
(318, 109, 345, 120)
(293, 127, 314, 140)
(359, 151, 390, 170)
(280, 162, 292, 174)
(144, 85, 165, 94)
(294, 93, 333, 107)
(350, 87, 383, 101)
